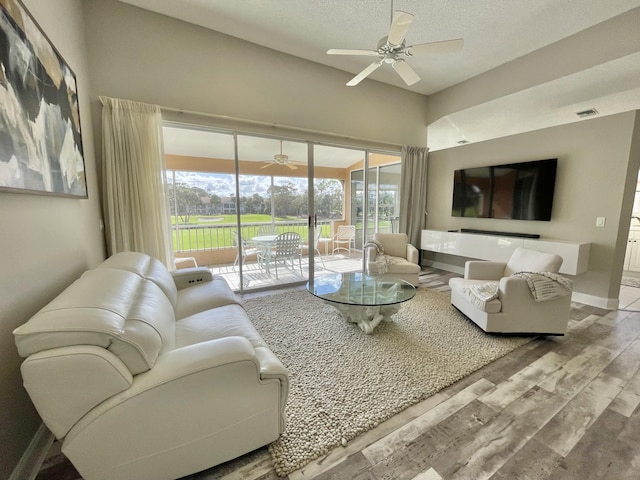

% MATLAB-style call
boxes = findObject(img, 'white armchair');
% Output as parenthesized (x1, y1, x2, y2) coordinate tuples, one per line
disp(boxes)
(449, 247, 572, 335)
(364, 232, 421, 286)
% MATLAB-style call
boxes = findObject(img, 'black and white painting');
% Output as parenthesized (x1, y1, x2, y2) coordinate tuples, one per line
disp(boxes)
(0, 0, 87, 197)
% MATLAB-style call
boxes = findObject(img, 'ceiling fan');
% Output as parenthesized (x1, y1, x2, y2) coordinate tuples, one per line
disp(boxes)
(261, 141, 306, 170)
(327, 6, 463, 87)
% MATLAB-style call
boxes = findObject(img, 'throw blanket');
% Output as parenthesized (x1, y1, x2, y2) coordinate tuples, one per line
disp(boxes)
(464, 281, 499, 310)
(511, 271, 573, 302)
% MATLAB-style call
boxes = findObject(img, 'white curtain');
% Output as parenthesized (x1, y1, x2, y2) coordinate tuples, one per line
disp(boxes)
(399, 145, 429, 247)
(100, 96, 172, 267)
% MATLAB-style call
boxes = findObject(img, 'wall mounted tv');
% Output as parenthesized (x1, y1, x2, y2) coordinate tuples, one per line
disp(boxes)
(452, 158, 557, 221)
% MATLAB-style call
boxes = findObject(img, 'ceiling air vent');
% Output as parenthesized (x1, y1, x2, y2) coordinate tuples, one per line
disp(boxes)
(575, 108, 599, 118)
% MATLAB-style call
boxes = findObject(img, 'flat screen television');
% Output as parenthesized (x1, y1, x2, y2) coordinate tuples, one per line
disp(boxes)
(452, 158, 557, 221)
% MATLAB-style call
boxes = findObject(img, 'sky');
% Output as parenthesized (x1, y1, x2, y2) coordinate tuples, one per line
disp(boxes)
(168, 171, 318, 198)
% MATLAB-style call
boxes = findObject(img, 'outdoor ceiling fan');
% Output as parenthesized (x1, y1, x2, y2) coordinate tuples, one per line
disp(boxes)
(261, 141, 306, 170)
(327, 4, 463, 87)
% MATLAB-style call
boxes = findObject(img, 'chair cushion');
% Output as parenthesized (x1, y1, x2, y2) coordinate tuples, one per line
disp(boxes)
(449, 277, 502, 313)
(504, 247, 563, 276)
(368, 256, 421, 275)
(374, 233, 409, 258)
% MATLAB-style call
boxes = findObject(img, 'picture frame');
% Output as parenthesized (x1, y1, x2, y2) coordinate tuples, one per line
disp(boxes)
(0, 0, 87, 198)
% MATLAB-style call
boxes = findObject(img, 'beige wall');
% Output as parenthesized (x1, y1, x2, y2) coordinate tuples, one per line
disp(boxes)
(0, 0, 105, 477)
(82, 0, 429, 155)
(426, 111, 640, 307)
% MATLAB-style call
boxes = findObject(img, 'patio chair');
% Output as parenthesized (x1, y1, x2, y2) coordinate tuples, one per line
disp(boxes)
(267, 232, 303, 279)
(332, 225, 356, 255)
(233, 231, 259, 270)
(258, 224, 278, 236)
(301, 228, 326, 268)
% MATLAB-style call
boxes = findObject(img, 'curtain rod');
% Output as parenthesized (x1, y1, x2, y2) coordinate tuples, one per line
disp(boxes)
(160, 106, 403, 151)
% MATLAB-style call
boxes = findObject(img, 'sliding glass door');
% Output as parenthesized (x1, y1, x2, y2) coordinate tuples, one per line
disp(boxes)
(236, 135, 310, 290)
(350, 152, 402, 248)
(163, 122, 400, 292)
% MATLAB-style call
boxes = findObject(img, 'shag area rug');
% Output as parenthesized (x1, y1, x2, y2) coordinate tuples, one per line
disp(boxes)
(242, 288, 532, 476)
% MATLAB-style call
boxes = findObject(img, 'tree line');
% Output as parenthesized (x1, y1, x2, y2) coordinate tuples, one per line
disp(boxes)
(167, 179, 344, 223)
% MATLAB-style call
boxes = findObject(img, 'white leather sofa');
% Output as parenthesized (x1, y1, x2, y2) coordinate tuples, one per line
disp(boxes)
(13, 252, 289, 480)
(448, 247, 572, 335)
(364, 232, 421, 286)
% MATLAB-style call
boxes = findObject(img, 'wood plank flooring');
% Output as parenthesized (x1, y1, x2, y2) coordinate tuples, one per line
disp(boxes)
(36, 268, 640, 480)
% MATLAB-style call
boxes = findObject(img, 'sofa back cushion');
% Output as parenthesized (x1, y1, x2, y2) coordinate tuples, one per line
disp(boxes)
(504, 247, 563, 276)
(98, 252, 178, 308)
(374, 233, 409, 258)
(14, 269, 176, 375)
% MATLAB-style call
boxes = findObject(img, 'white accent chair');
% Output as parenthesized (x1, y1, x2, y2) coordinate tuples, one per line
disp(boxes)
(13, 252, 288, 480)
(364, 232, 421, 286)
(448, 247, 572, 335)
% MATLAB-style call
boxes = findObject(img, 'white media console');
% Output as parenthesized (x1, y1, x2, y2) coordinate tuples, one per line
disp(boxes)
(420, 229, 590, 275)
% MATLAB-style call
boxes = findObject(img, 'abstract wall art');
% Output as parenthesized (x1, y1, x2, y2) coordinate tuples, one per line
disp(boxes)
(0, 0, 87, 197)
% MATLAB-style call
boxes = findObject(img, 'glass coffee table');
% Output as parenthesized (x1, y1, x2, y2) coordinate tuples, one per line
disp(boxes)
(306, 272, 417, 334)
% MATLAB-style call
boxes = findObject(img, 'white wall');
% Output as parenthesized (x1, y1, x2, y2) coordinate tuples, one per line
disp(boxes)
(426, 111, 640, 307)
(82, 0, 429, 152)
(1, 1, 105, 478)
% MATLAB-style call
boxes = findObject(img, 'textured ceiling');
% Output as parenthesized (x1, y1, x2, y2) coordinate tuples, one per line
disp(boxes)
(120, 0, 640, 150)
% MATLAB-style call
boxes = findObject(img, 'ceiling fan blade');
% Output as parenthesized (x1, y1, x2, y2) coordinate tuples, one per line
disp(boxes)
(346, 61, 383, 86)
(405, 38, 464, 56)
(387, 10, 414, 45)
(286, 163, 298, 170)
(260, 162, 275, 169)
(392, 59, 420, 86)
(327, 48, 379, 56)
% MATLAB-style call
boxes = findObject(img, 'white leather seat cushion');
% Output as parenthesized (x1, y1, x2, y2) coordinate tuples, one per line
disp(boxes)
(175, 276, 241, 319)
(175, 304, 267, 349)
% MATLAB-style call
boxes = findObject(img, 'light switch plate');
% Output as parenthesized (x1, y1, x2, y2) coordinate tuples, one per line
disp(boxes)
(596, 217, 606, 227)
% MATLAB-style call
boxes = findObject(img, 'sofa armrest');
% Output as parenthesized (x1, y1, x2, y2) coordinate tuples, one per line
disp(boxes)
(66, 337, 287, 437)
(63, 337, 289, 479)
(171, 267, 213, 290)
(465, 261, 507, 280)
(406, 244, 419, 264)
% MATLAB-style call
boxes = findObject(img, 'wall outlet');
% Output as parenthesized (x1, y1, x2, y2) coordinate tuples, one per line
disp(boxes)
(596, 217, 606, 227)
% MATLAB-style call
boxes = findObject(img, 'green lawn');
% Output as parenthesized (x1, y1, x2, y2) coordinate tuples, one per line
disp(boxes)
(171, 215, 333, 251)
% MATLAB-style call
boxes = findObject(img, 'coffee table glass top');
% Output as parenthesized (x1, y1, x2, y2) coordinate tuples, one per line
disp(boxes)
(307, 272, 416, 307)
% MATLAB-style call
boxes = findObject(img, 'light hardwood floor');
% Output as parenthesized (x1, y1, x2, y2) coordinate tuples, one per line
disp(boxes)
(36, 268, 640, 480)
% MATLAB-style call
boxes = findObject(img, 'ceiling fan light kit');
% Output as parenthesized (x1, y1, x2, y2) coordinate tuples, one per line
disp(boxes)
(261, 141, 305, 170)
(328, 8, 463, 87)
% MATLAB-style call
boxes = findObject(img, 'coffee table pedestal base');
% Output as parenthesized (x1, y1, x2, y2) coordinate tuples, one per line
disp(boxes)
(328, 303, 401, 334)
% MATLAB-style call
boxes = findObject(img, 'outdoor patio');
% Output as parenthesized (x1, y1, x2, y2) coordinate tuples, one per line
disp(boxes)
(208, 251, 363, 291)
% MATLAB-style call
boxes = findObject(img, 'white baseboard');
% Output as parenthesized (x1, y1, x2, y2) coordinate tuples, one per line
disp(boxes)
(571, 291, 619, 310)
(9, 423, 54, 480)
